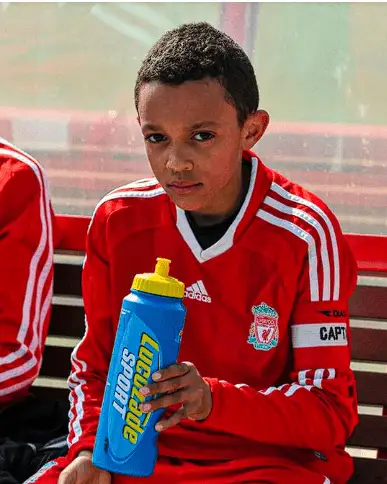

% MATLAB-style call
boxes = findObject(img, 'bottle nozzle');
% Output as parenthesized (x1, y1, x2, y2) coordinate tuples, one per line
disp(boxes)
(155, 258, 171, 277)
(131, 257, 184, 297)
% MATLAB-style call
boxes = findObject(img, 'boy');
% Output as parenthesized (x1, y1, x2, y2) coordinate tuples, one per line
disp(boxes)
(0, 138, 55, 405)
(33, 22, 358, 484)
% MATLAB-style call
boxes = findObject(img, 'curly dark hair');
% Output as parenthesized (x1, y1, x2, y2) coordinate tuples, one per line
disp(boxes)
(134, 22, 259, 126)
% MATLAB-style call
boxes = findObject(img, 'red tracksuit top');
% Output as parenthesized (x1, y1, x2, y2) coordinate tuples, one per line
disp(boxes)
(67, 151, 358, 483)
(0, 138, 55, 405)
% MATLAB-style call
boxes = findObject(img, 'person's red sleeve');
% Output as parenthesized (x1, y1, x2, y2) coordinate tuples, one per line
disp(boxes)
(201, 229, 358, 450)
(67, 203, 115, 460)
(0, 154, 54, 405)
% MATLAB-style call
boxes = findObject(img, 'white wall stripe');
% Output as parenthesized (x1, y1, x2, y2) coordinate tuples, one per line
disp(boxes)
(12, 117, 70, 150)
(271, 182, 340, 301)
(257, 209, 319, 301)
(265, 196, 331, 301)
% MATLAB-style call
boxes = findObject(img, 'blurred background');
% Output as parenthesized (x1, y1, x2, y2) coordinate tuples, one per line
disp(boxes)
(1, 2, 386, 234)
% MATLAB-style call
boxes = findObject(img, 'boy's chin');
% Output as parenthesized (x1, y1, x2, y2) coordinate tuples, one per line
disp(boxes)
(170, 195, 207, 213)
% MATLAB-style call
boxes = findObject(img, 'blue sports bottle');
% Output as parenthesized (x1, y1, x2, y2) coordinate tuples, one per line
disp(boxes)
(92, 258, 186, 476)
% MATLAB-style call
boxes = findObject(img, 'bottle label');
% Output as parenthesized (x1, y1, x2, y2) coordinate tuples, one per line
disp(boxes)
(107, 311, 162, 460)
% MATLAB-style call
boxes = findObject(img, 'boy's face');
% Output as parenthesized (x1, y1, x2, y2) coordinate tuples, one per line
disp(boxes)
(137, 79, 268, 216)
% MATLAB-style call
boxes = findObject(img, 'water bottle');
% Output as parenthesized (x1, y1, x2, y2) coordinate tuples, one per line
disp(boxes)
(92, 258, 186, 476)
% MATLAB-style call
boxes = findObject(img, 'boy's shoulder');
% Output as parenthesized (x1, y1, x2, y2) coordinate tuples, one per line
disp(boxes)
(262, 163, 340, 231)
(90, 177, 170, 230)
(95, 177, 166, 211)
(256, 162, 346, 272)
(0, 138, 45, 195)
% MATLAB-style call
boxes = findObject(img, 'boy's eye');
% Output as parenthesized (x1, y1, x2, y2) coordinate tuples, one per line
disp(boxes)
(145, 134, 166, 143)
(192, 132, 215, 142)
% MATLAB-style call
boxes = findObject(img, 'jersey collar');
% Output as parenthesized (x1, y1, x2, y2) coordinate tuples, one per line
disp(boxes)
(173, 151, 273, 263)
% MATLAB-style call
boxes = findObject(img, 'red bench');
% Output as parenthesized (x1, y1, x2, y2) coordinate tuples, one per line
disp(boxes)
(32, 215, 387, 483)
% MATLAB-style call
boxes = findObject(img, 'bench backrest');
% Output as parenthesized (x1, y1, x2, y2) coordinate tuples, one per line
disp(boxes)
(32, 216, 387, 483)
(346, 269, 387, 481)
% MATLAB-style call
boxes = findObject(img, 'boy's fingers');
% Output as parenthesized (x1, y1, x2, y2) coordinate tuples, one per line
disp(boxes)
(155, 406, 187, 432)
(141, 374, 187, 396)
(151, 362, 191, 382)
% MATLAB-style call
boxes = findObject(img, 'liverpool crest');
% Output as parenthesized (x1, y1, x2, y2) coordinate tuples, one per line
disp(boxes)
(248, 303, 279, 351)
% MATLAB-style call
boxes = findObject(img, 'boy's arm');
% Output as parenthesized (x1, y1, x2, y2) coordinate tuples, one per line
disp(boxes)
(201, 231, 358, 450)
(0, 159, 54, 404)
(67, 205, 115, 459)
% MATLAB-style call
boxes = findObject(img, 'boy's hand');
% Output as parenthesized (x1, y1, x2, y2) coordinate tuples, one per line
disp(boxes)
(58, 451, 111, 484)
(139, 361, 212, 431)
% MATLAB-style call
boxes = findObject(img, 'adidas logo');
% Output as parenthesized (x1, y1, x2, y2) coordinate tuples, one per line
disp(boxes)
(184, 280, 212, 304)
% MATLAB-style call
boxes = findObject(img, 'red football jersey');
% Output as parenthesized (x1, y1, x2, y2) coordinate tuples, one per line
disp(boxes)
(0, 138, 56, 405)
(68, 151, 358, 483)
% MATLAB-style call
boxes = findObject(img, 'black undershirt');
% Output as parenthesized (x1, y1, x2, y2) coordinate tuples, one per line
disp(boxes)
(185, 162, 251, 251)
(186, 207, 240, 250)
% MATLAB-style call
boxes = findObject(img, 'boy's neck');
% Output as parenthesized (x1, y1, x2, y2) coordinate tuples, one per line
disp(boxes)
(187, 162, 251, 228)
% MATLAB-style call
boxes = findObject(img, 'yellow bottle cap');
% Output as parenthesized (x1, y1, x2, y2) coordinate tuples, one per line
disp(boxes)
(131, 258, 185, 299)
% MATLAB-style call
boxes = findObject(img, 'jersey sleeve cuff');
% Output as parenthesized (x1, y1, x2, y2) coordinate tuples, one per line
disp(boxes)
(67, 436, 96, 461)
(200, 377, 223, 429)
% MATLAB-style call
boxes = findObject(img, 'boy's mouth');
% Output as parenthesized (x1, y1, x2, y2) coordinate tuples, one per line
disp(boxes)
(167, 181, 202, 195)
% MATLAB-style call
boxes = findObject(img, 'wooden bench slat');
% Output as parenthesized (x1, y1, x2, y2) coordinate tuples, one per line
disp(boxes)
(351, 327, 387, 362)
(348, 415, 387, 449)
(40, 346, 73, 379)
(349, 457, 387, 484)
(355, 371, 387, 406)
(50, 304, 85, 338)
(54, 263, 83, 296)
(350, 285, 387, 320)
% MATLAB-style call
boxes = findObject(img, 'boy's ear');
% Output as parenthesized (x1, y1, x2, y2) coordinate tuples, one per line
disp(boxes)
(242, 110, 270, 150)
